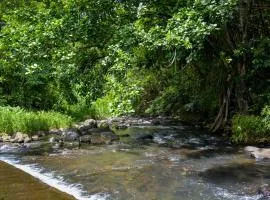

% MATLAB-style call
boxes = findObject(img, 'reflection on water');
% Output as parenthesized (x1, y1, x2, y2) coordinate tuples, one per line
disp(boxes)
(0, 125, 270, 200)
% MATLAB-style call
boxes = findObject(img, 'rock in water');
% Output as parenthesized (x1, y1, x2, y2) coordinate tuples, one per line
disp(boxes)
(80, 130, 119, 145)
(49, 129, 62, 135)
(75, 119, 97, 135)
(258, 184, 270, 198)
(2, 134, 11, 142)
(24, 136, 31, 143)
(61, 128, 79, 141)
(10, 132, 29, 143)
(49, 137, 55, 143)
(79, 135, 91, 143)
(31, 135, 39, 141)
(97, 120, 110, 129)
(244, 146, 270, 159)
(111, 123, 128, 130)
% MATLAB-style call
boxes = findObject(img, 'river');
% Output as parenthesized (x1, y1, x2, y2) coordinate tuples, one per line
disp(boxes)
(0, 124, 269, 200)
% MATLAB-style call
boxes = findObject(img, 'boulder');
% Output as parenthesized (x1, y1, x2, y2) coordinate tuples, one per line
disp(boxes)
(24, 136, 32, 143)
(97, 120, 110, 129)
(91, 131, 119, 145)
(2, 134, 11, 142)
(80, 130, 119, 145)
(244, 146, 270, 159)
(11, 132, 28, 143)
(36, 131, 46, 137)
(79, 135, 91, 143)
(49, 129, 62, 135)
(111, 123, 128, 130)
(258, 184, 270, 197)
(31, 135, 39, 141)
(61, 128, 79, 141)
(99, 131, 119, 141)
(75, 119, 97, 135)
(15, 132, 24, 143)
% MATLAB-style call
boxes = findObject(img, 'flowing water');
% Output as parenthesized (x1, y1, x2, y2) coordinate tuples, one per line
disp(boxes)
(0, 124, 269, 200)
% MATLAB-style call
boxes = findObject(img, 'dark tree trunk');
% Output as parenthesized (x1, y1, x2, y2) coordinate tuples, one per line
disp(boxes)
(235, 63, 248, 114)
(211, 75, 232, 132)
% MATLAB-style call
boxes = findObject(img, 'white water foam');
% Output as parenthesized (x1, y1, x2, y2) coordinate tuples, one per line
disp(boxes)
(214, 187, 262, 200)
(0, 157, 109, 200)
(153, 136, 166, 144)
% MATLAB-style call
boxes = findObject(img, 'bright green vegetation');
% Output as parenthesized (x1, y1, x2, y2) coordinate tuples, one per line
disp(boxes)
(0, 107, 72, 134)
(232, 106, 270, 144)
(0, 0, 269, 143)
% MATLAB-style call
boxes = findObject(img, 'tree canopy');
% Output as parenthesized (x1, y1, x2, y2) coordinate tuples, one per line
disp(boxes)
(0, 0, 269, 134)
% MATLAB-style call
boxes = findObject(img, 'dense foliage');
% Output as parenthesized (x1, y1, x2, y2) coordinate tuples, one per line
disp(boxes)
(232, 106, 270, 144)
(0, 0, 269, 142)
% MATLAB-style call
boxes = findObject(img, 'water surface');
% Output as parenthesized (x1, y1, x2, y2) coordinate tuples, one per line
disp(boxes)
(0, 125, 269, 200)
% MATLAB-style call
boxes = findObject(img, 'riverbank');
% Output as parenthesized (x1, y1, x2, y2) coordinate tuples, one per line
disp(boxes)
(0, 160, 75, 200)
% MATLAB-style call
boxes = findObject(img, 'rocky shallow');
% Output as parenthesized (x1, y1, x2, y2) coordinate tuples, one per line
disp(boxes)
(0, 117, 184, 146)
(1, 118, 270, 200)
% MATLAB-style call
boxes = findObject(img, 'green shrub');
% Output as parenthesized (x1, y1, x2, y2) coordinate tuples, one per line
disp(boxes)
(61, 100, 96, 121)
(262, 105, 270, 129)
(231, 111, 270, 144)
(91, 97, 112, 119)
(0, 106, 72, 134)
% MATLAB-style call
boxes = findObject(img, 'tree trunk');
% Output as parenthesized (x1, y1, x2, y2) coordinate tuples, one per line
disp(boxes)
(235, 62, 248, 114)
(211, 75, 231, 132)
(211, 62, 249, 132)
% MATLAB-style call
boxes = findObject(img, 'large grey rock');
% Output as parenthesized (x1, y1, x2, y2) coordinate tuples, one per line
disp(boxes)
(80, 130, 119, 145)
(91, 131, 119, 145)
(75, 119, 97, 135)
(2, 134, 11, 142)
(99, 131, 119, 141)
(97, 120, 110, 129)
(244, 146, 270, 159)
(11, 132, 29, 143)
(31, 135, 39, 141)
(62, 128, 79, 141)
(24, 136, 32, 143)
(111, 123, 128, 130)
(49, 129, 62, 135)
(79, 135, 91, 143)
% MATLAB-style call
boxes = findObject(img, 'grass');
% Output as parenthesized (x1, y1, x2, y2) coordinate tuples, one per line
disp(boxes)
(0, 106, 72, 135)
(231, 112, 270, 144)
